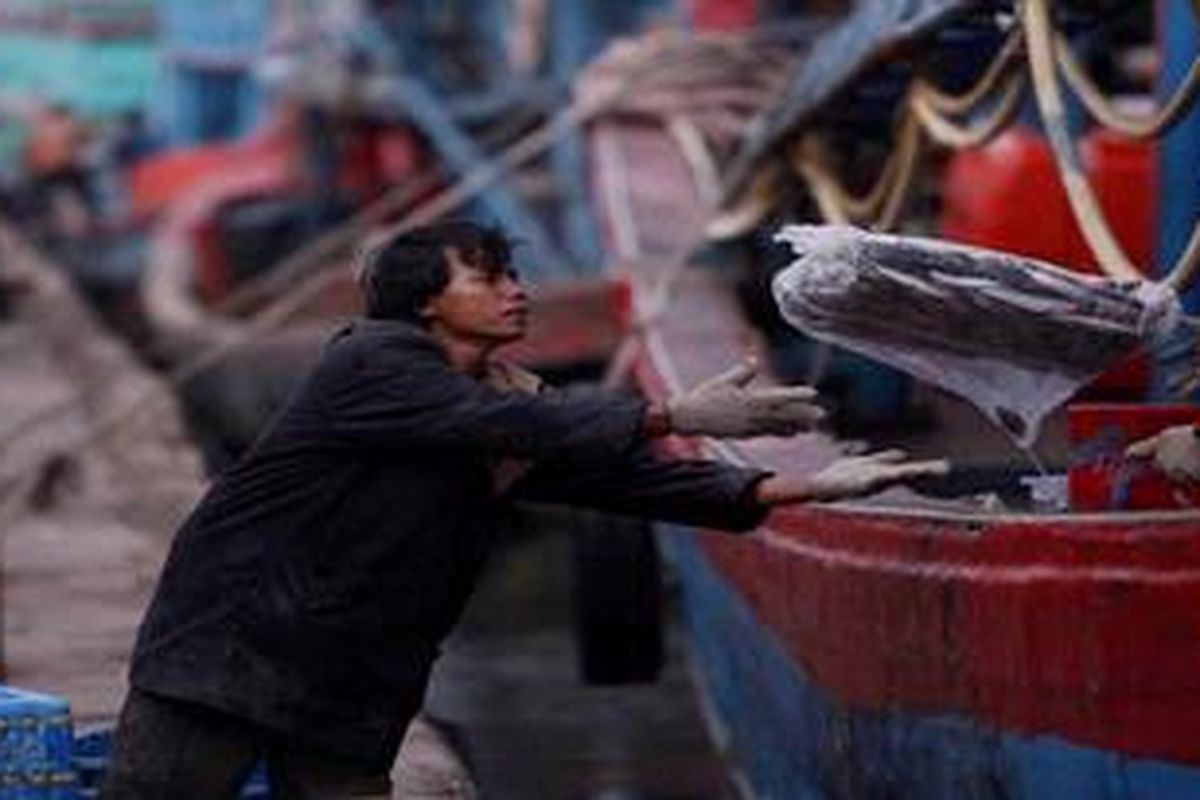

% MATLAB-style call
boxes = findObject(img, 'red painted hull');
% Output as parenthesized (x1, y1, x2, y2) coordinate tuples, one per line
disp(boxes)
(636, 324, 1200, 765)
(698, 506, 1200, 766)
(589, 117, 1200, 769)
(636, 290, 1200, 767)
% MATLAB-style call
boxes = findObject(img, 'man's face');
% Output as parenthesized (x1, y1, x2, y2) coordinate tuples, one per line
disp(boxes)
(420, 247, 529, 346)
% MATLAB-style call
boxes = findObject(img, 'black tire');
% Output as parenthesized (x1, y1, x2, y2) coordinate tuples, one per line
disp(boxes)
(570, 511, 664, 686)
(177, 332, 321, 473)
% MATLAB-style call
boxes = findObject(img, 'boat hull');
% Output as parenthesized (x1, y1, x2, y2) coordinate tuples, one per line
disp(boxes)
(661, 527, 1200, 800)
(587, 98, 1200, 800)
(618, 225, 1200, 799)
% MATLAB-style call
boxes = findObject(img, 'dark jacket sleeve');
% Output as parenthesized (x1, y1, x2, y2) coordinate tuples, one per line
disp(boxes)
(510, 441, 772, 533)
(318, 325, 645, 461)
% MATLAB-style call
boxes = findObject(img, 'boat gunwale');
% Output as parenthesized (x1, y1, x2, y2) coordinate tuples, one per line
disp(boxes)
(633, 289, 1200, 541)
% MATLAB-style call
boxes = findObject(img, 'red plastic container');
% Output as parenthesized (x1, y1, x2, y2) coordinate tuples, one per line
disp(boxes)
(1068, 403, 1200, 511)
(941, 127, 1156, 272)
(942, 128, 1157, 397)
(688, 0, 757, 30)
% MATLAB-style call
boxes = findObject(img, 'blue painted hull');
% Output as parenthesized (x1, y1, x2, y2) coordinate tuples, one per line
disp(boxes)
(659, 527, 1200, 800)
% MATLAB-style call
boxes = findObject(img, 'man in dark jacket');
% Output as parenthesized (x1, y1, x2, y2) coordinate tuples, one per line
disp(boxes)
(103, 221, 946, 799)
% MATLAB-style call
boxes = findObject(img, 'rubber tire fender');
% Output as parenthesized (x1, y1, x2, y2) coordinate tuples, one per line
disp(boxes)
(570, 511, 665, 686)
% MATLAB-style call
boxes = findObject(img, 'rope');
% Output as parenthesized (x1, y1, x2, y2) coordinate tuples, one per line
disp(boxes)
(1165, 213, 1200, 290)
(872, 113, 924, 232)
(759, 1, 1198, 287)
(714, 20, 1022, 235)
(665, 115, 723, 208)
(792, 143, 852, 225)
(788, 111, 923, 230)
(1054, 31, 1200, 139)
(911, 71, 1026, 149)
(773, 22, 1023, 228)
(792, 138, 874, 221)
(1021, 0, 1144, 281)
(718, 2, 1198, 288)
(917, 27, 1024, 116)
(705, 161, 786, 239)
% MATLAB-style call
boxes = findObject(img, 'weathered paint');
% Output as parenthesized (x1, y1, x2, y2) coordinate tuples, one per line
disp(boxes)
(659, 525, 1200, 800)
(696, 506, 1200, 765)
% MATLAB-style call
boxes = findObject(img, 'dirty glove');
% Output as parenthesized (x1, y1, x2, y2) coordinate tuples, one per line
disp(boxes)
(757, 449, 950, 505)
(1126, 424, 1200, 484)
(666, 358, 824, 438)
(802, 449, 950, 502)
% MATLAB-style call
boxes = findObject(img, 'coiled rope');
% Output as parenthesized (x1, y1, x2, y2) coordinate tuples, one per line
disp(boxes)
(916, 27, 1025, 116)
(1023, 0, 1200, 284)
(789, 111, 924, 231)
(766, 1, 1200, 291)
(911, 71, 1026, 149)
(790, 24, 1023, 231)
(1053, 30, 1200, 140)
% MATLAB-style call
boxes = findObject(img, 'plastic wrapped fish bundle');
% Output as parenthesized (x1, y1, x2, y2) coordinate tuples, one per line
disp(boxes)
(772, 225, 1185, 446)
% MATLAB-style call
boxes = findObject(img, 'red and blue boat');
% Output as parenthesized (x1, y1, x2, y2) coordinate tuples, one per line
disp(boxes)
(587, 1, 1200, 797)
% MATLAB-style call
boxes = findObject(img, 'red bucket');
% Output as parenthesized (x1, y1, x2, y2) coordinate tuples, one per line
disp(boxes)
(1068, 403, 1200, 511)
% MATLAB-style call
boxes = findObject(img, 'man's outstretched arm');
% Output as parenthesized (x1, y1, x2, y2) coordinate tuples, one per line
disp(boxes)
(323, 332, 826, 459)
(752, 450, 949, 505)
(513, 444, 949, 532)
(644, 357, 826, 439)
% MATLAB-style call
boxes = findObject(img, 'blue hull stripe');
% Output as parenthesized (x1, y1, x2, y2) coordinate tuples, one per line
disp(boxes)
(659, 527, 1200, 800)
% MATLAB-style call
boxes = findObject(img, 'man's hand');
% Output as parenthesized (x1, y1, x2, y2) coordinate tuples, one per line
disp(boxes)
(665, 358, 825, 439)
(1126, 425, 1200, 484)
(755, 449, 950, 505)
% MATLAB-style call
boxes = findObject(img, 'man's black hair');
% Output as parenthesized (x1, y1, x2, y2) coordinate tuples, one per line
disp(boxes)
(358, 220, 513, 324)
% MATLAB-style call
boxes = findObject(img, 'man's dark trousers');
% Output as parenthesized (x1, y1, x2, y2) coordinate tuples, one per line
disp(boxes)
(100, 689, 391, 799)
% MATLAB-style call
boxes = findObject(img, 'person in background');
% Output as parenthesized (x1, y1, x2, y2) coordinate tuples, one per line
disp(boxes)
(1126, 348, 1200, 485)
(109, 110, 159, 171)
(21, 102, 94, 239)
(102, 220, 948, 799)
(89, 109, 161, 227)
(1127, 423, 1200, 484)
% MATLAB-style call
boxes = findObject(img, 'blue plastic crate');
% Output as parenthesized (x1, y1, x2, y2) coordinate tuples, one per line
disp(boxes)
(0, 686, 75, 799)
(70, 727, 109, 800)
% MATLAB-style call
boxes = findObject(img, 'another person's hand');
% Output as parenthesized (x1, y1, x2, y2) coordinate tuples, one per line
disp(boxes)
(1126, 424, 1200, 484)
(755, 449, 950, 505)
(666, 357, 825, 439)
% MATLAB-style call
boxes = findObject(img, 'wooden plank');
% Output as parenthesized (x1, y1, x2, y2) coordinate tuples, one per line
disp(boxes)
(0, 222, 203, 720)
